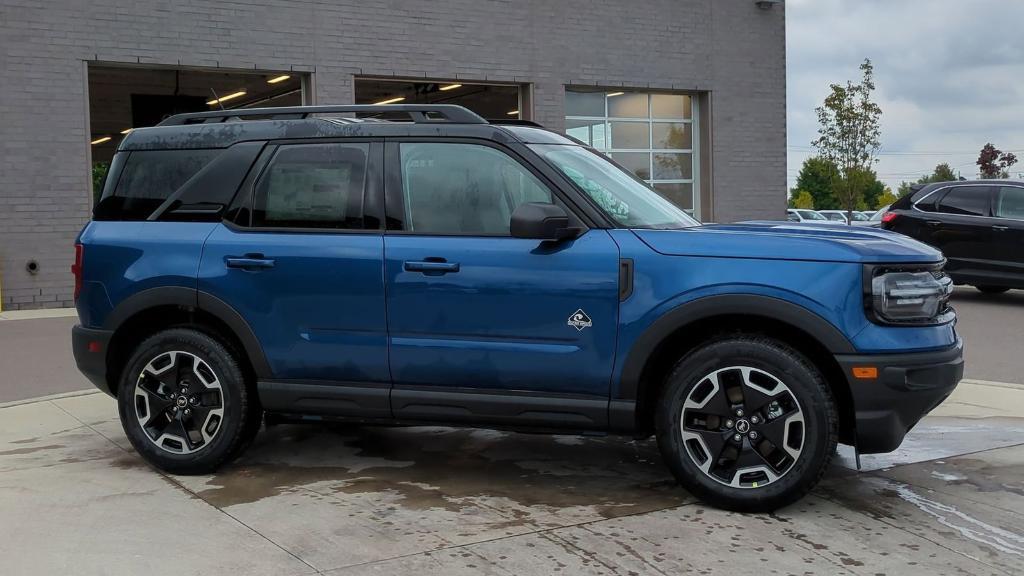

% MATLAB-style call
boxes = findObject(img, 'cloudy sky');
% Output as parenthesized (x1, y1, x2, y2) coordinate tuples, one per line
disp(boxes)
(786, 0, 1024, 191)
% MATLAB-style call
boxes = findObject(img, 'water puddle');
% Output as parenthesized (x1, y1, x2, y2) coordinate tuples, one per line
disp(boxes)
(892, 483, 1024, 556)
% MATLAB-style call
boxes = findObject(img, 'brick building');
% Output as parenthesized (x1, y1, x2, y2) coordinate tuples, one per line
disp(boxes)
(0, 0, 786, 310)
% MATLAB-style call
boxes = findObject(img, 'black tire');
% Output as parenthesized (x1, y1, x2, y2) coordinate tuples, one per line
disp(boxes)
(975, 285, 1010, 294)
(117, 328, 261, 474)
(655, 336, 837, 512)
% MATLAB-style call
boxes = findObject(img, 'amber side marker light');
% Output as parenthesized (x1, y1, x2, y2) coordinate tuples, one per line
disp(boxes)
(852, 366, 879, 380)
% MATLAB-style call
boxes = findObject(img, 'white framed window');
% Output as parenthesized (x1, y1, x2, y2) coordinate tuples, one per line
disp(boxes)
(564, 89, 699, 217)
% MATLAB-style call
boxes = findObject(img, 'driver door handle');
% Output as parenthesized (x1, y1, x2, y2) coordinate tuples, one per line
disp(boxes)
(924, 220, 942, 228)
(992, 225, 1009, 232)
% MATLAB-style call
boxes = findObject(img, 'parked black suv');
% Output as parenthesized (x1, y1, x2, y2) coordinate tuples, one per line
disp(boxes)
(883, 181, 1024, 293)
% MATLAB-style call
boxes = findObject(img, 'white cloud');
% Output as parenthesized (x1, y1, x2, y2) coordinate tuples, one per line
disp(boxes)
(787, 0, 1024, 189)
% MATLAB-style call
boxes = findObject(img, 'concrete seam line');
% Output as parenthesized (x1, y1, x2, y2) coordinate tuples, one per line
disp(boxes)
(0, 388, 100, 409)
(960, 378, 1024, 391)
(321, 498, 703, 572)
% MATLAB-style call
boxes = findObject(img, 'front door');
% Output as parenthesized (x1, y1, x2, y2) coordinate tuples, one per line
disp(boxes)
(199, 141, 391, 417)
(383, 140, 620, 429)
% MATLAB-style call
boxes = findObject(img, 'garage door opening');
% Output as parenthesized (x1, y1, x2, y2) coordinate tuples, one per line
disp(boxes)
(87, 65, 307, 200)
(354, 78, 525, 122)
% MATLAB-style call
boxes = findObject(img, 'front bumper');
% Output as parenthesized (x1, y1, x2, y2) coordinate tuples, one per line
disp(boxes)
(72, 324, 115, 396)
(836, 338, 964, 454)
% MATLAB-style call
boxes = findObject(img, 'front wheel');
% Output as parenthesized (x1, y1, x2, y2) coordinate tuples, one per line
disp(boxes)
(656, 336, 837, 512)
(117, 328, 261, 474)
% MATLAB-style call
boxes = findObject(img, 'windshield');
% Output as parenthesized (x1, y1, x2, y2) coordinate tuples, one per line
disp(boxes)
(851, 212, 869, 221)
(870, 207, 889, 221)
(798, 210, 828, 221)
(529, 144, 699, 229)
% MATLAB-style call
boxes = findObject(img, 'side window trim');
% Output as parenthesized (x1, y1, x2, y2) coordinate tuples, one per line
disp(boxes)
(225, 139, 385, 234)
(382, 137, 589, 237)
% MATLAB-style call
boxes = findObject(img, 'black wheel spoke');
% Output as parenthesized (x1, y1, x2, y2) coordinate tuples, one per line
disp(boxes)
(137, 376, 174, 417)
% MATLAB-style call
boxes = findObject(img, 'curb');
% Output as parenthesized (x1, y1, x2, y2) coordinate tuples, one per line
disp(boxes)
(0, 388, 101, 410)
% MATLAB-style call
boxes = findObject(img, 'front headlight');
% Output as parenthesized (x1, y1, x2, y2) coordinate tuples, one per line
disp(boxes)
(866, 265, 954, 325)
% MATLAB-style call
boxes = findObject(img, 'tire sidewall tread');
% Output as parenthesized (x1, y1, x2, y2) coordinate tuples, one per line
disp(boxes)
(655, 335, 838, 512)
(117, 328, 258, 474)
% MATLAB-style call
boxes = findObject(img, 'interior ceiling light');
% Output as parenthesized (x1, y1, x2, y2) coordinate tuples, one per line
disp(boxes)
(374, 96, 406, 105)
(607, 91, 625, 97)
(267, 75, 291, 84)
(439, 83, 462, 91)
(90, 136, 111, 145)
(507, 110, 519, 115)
(206, 91, 246, 106)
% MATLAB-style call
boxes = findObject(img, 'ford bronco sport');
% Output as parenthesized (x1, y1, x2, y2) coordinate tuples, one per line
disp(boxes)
(72, 104, 963, 511)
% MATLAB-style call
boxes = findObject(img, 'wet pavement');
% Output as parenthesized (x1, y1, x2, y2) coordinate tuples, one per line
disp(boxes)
(0, 381, 1021, 575)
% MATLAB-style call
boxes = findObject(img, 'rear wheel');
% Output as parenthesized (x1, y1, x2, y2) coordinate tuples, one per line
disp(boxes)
(975, 285, 1010, 294)
(118, 328, 261, 474)
(656, 336, 837, 512)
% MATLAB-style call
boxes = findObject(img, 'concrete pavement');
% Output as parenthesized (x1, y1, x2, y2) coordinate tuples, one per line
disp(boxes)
(0, 380, 1021, 575)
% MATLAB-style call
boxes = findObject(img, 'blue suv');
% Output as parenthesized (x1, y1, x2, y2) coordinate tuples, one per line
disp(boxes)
(72, 105, 963, 511)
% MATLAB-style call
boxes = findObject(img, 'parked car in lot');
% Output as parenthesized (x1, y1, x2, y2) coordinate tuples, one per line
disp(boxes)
(72, 104, 963, 512)
(867, 206, 889, 228)
(882, 180, 1024, 293)
(786, 209, 830, 223)
(817, 210, 874, 226)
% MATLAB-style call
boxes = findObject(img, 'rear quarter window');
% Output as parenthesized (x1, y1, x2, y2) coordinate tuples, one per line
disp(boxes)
(93, 149, 219, 221)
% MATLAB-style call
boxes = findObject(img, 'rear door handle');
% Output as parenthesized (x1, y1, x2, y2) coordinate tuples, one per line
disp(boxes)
(404, 259, 460, 275)
(992, 225, 1010, 232)
(225, 254, 275, 270)
(925, 220, 942, 228)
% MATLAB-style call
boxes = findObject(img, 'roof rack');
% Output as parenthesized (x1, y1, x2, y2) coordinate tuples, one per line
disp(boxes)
(157, 104, 488, 126)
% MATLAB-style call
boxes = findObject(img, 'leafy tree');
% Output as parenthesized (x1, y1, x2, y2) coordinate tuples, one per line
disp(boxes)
(788, 190, 814, 209)
(812, 59, 883, 224)
(897, 162, 962, 196)
(92, 161, 109, 206)
(794, 156, 840, 209)
(848, 166, 884, 210)
(977, 143, 1018, 179)
(876, 186, 898, 209)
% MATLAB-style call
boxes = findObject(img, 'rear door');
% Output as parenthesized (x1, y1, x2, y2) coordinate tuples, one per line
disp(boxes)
(199, 140, 391, 417)
(930, 185, 998, 280)
(992, 185, 1024, 285)
(382, 140, 620, 429)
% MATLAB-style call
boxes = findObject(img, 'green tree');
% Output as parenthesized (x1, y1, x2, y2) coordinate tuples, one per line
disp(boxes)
(897, 162, 960, 196)
(848, 166, 884, 210)
(794, 156, 840, 209)
(92, 161, 110, 206)
(876, 186, 897, 209)
(812, 59, 883, 223)
(788, 189, 814, 209)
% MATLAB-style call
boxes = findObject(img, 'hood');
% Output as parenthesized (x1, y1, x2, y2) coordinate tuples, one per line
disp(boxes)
(633, 221, 942, 264)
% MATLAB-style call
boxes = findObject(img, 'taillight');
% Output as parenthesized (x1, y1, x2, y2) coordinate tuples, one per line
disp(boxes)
(72, 243, 83, 301)
(881, 212, 899, 224)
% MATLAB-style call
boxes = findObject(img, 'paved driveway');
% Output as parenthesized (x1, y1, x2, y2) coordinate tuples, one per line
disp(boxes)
(0, 382, 1021, 575)
(1, 289, 1022, 574)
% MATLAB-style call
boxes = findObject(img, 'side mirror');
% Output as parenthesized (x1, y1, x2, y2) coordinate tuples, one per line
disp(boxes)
(510, 202, 580, 241)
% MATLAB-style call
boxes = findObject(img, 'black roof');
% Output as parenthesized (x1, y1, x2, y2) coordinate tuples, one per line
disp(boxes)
(119, 104, 578, 151)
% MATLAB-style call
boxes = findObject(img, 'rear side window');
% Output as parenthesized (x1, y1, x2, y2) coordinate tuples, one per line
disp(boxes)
(94, 149, 218, 220)
(251, 143, 369, 229)
(936, 186, 991, 217)
(995, 186, 1024, 219)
